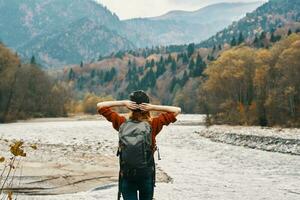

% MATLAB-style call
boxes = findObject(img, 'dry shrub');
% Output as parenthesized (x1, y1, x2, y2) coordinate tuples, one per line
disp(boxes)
(0, 140, 37, 199)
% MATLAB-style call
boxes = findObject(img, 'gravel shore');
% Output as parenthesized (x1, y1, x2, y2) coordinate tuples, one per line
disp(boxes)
(1, 115, 300, 199)
(196, 125, 300, 155)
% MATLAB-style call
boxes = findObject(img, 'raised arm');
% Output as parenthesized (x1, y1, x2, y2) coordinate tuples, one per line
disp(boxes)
(97, 100, 139, 110)
(139, 103, 181, 116)
(96, 100, 139, 131)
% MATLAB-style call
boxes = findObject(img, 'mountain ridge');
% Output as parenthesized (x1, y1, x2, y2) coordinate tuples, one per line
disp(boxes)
(197, 0, 300, 48)
(151, 1, 264, 21)
(0, 0, 264, 66)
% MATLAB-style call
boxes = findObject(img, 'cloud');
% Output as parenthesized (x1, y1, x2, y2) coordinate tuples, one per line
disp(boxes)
(98, 0, 171, 19)
(97, 0, 265, 20)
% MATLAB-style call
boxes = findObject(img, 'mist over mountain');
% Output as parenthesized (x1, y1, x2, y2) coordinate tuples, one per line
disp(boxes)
(0, 0, 263, 66)
(124, 1, 262, 46)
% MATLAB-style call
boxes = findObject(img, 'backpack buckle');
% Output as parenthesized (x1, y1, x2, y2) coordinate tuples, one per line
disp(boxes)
(116, 148, 120, 156)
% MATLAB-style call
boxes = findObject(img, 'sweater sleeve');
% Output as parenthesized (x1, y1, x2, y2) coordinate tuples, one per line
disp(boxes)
(151, 112, 177, 136)
(97, 106, 126, 131)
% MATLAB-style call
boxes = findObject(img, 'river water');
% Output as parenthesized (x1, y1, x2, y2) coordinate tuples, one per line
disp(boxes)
(0, 115, 300, 200)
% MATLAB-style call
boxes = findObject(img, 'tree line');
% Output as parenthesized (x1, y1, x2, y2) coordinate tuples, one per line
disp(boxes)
(0, 43, 70, 122)
(65, 43, 207, 110)
(200, 34, 300, 127)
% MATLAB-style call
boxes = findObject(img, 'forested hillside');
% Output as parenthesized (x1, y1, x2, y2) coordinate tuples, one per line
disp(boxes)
(198, 0, 300, 48)
(56, 0, 300, 127)
(201, 34, 300, 127)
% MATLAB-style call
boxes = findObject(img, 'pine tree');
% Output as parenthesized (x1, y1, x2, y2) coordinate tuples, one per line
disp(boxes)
(207, 55, 215, 61)
(182, 53, 189, 64)
(169, 77, 177, 92)
(180, 70, 189, 86)
(238, 32, 244, 45)
(270, 32, 281, 43)
(187, 43, 195, 58)
(77, 76, 84, 90)
(156, 62, 166, 78)
(142, 50, 147, 58)
(218, 44, 222, 50)
(167, 54, 172, 64)
(253, 35, 260, 48)
(68, 68, 75, 80)
(80, 61, 83, 68)
(212, 45, 216, 52)
(104, 71, 110, 82)
(259, 31, 266, 48)
(145, 60, 150, 68)
(270, 32, 276, 42)
(195, 54, 202, 67)
(90, 69, 96, 78)
(260, 31, 266, 40)
(159, 56, 164, 64)
(171, 59, 177, 73)
(148, 68, 156, 88)
(30, 55, 36, 65)
(288, 29, 292, 35)
(97, 70, 104, 84)
(189, 59, 195, 71)
(110, 67, 117, 78)
(150, 59, 155, 68)
(195, 54, 206, 77)
(231, 36, 237, 46)
(176, 53, 182, 62)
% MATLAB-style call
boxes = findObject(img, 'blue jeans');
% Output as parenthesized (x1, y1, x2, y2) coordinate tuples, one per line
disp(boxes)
(121, 176, 154, 200)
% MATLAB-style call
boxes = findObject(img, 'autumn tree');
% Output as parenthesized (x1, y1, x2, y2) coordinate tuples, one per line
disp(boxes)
(202, 47, 257, 124)
(201, 34, 300, 127)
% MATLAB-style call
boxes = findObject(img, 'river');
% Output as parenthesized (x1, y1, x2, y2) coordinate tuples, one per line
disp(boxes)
(0, 114, 299, 200)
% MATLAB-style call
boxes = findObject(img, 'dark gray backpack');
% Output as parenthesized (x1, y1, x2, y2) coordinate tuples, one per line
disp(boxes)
(118, 119, 154, 171)
(117, 119, 156, 200)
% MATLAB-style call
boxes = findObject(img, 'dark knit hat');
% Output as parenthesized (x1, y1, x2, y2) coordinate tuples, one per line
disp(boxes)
(129, 90, 149, 104)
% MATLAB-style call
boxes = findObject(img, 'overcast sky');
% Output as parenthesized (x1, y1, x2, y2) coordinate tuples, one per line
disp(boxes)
(96, 0, 266, 20)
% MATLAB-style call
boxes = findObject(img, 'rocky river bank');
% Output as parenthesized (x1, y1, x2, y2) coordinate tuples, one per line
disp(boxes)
(196, 125, 300, 155)
(0, 114, 300, 199)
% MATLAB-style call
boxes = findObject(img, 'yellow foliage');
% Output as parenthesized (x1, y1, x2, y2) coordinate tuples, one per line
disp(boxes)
(10, 141, 26, 157)
(201, 34, 300, 127)
(66, 93, 115, 114)
(0, 156, 5, 163)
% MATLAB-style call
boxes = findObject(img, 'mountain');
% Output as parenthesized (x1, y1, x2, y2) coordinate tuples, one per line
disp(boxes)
(153, 2, 262, 23)
(0, 0, 127, 66)
(198, 0, 300, 48)
(0, 0, 263, 66)
(18, 17, 135, 66)
(123, 2, 264, 47)
(0, 0, 121, 47)
(58, 0, 300, 113)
